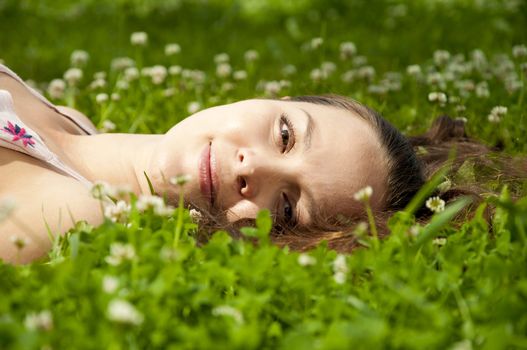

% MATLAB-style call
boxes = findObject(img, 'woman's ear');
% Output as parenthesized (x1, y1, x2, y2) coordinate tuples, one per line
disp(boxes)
(280, 96, 291, 100)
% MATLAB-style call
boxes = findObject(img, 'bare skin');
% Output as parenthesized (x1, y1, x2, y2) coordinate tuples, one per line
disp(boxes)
(0, 71, 389, 263)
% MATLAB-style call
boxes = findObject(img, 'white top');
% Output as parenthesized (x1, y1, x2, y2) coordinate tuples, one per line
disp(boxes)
(0, 64, 93, 188)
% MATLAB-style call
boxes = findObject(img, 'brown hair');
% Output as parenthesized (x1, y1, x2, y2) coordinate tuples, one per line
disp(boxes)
(196, 94, 526, 253)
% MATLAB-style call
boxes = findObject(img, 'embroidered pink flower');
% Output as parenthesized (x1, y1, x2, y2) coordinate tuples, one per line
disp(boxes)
(3, 121, 35, 147)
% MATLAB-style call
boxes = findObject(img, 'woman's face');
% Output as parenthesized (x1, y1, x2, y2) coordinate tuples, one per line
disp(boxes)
(151, 99, 388, 227)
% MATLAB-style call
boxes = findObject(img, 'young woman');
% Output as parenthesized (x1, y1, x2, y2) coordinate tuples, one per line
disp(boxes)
(0, 64, 519, 264)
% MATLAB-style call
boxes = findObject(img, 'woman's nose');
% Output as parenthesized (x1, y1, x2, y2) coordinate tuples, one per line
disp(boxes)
(235, 148, 280, 199)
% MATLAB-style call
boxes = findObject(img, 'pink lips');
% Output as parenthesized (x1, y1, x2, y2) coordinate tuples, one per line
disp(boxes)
(199, 142, 218, 207)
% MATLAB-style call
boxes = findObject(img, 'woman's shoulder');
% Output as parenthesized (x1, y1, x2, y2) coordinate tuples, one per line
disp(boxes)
(0, 68, 97, 137)
(0, 147, 104, 264)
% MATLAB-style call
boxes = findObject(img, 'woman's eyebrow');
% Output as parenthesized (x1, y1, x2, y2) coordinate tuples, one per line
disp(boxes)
(299, 108, 314, 152)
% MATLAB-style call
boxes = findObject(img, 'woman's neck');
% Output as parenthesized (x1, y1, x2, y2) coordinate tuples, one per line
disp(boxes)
(52, 130, 161, 195)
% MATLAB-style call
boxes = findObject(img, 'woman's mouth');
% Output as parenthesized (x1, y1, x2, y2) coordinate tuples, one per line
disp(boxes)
(199, 142, 218, 208)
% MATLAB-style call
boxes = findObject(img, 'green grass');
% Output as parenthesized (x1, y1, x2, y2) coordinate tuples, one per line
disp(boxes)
(1, 0, 527, 349)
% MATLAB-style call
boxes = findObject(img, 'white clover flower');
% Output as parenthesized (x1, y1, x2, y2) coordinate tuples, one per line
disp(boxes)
(368, 84, 388, 95)
(488, 114, 501, 123)
(25, 80, 38, 91)
(24, 310, 53, 331)
(426, 73, 446, 89)
(163, 88, 175, 97)
(165, 43, 181, 56)
(408, 225, 421, 238)
(189, 70, 206, 84)
(471, 49, 487, 68)
(332, 254, 348, 284)
(189, 209, 203, 222)
(433, 237, 447, 246)
(136, 194, 174, 217)
(425, 196, 445, 213)
(333, 254, 349, 274)
(10, 235, 30, 250)
(169, 65, 182, 76)
(353, 221, 368, 236)
(141, 67, 152, 77)
(434, 50, 451, 66)
(310, 37, 323, 50)
(63, 68, 83, 86)
(357, 66, 375, 80)
(281, 64, 297, 76)
(116, 80, 130, 90)
(406, 64, 422, 77)
(111, 93, 120, 102)
(491, 106, 508, 117)
(112, 184, 133, 200)
(475, 81, 490, 98)
(216, 62, 232, 78)
(279, 80, 291, 89)
(130, 31, 148, 46)
(233, 70, 247, 81)
(149, 65, 167, 84)
(504, 77, 523, 93)
(104, 200, 131, 223)
(512, 44, 527, 58)
(333, 271, 346, 284)
(111, 57, 135, 71)
(352, 55, 368, 67)
(339, 41, 357, 60)
(187, 101, 201, 114)
(454, 80, 475, 93)
(455, 116, 468, 124)
(428, 91, 448, 104)
(107, 299, 144, 325)
(264, 81, 281, 96)
(100, 119, 116, 133)
(136, 194, 165, 211)
(297, 253, 316, 266)
(124, 67, 139, 81)
(221, 82, 235, 92)
(244, 49, 259, 63)
(208, 95, 220, 105)
(96, 93, 109, 104)
(169, 172, 193, 188)
(94, 71, 106, 80)
(321, 61, 337, 76)
(90, 181, 117, 199)
(105, 243, 136, 266)
(382, 79, 401, 92)
(341, 70, 356, 83)
(353, 186, 373, 202)
(451, 339, 473, 350)
(160, 247, 178, 261)
(89, 77, 107, 90)
(0, 196, 16, 222)
(310, 68, 326, 82)
(455, 105, 467, 113)
(214, 52, 230, 64)
(212, 305, 244, 324)
(70, 50, 89, 67)
(102, 275, 119, 293)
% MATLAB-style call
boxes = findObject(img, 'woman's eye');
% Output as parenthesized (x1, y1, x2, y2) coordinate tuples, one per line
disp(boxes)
(280, 124, 290, 151)
(283, 193, 294, 223)
(279, 114, 295, 153)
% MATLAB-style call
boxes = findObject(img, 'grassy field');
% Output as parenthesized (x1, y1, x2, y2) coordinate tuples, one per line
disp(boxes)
(1, 0, 527, 349)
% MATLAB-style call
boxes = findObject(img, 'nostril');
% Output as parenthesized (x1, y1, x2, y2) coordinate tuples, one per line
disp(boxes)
(238, 176, 247, 194)
(238, 153, 244, 162)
